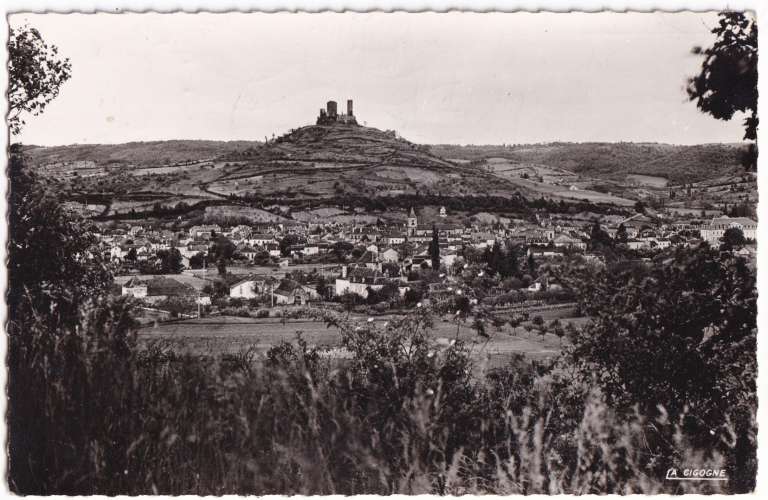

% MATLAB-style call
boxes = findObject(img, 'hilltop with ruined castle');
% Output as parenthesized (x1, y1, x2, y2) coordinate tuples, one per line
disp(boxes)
(317, 99, 358, 125)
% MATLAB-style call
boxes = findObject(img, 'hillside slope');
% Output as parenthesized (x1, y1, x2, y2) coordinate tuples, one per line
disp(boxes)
(22, 124, 526, 217)
(23, 140, 263, 167)
(205, 124, 511, 199)
(21, 131, 747, 219)
(430, 142, 747, 184)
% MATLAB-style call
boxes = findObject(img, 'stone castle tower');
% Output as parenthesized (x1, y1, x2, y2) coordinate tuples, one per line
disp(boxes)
(317, 98, 358, 125)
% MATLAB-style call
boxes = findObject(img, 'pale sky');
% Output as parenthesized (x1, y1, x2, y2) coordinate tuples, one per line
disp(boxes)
(9, 11, 748, 146)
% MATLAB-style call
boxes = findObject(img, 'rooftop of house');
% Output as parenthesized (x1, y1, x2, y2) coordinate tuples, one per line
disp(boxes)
(553, 233, 580, 243)
(123, 277, 146, 288)
(356, 250, 378, 264)
(274, 279, 304, 295)
(230, 276, 266, 289)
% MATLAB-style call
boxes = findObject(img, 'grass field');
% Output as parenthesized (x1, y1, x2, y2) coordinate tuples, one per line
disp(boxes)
(666, 206, 724, 216)
(202, 205, 288, 223)
(626, 174, 669, 187)
(137, 313, 581, 365)
(484, 159, 636, 206)
(115, 273, 213, 291)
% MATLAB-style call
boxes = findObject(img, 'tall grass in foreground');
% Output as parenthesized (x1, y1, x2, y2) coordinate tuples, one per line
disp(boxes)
(8, 300, 753, 495)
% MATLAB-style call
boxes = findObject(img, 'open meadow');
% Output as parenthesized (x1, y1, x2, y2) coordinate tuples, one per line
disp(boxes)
(137, 313, 585, 365)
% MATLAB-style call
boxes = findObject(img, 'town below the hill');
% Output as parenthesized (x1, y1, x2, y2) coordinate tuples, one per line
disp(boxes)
(101, 198, 756, 360)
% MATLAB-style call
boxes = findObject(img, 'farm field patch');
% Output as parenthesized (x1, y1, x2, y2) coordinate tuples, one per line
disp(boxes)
(137, 314, 575, 363)
(115, 273, 213, 291)
(626, 174, 669, 187)
(202, 205, 289, 223)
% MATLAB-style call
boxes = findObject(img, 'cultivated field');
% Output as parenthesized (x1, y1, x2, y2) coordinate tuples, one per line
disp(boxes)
(114, 273, 213, 291)
(626, 174, 669, 187)
(202, 205, 288, 223)
(137, 314, 583, 364)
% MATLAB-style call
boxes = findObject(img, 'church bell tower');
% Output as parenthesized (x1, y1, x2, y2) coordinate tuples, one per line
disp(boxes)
(407, 207, 418, 236)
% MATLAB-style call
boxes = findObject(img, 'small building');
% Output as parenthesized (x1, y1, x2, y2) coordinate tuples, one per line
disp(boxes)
(626, 240, 648, 250)
(273, 279, 319, 305)
(304, 245, 320, 256)
(237, 245, 259, 261)
(229, 277, 266, 299)
(356, 250, 381, 271)
(267, 243, 281, 257)
(180, 243, 209, 259)
(699, 216, 757, 244)
(552, 233, 586, 250)
(384, 232, 407, 246)
(527, 280, 543, 292)
(122, 277, 148, 298)
(188, 224, 222, 239)
(249, 233, 277, 247)
(380, 247, 400, 263)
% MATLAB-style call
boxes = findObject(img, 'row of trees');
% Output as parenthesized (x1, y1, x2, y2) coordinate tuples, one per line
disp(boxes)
(231, 190, 630, 219)
(122, 247, 184, 274)
(561, 244, 756, 491)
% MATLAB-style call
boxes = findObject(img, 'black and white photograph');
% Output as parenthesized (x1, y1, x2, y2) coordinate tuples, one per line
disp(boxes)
(4, 6, 761, 495)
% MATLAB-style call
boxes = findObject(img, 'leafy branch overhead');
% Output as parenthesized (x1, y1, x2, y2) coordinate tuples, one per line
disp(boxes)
(8, 25, 72, 135)
(687, 12, 758, 142)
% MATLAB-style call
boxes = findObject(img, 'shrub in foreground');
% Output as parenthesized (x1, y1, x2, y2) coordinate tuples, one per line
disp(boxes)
(7, 304, 754, 494)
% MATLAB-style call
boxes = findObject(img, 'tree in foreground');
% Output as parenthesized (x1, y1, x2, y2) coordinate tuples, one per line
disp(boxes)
(157, 247, 184, 274)
(688, 11, 758, 169)
(589, 220, 613, 251)
(189, 251, 206, 269)
(8, 24, 72, 135)
(562, 244, 756, 492)
(6, 26, 131, 493)
(429, 224, 440, 270)
(615, 223, 628, 243)
(7, 146, 134, 494)
(720, 226, 746, 250)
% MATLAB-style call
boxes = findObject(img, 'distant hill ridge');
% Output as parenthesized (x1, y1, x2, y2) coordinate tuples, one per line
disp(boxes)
(22, 138, 747, 185)
(21, 123, 522, 211)
(22, 140, 263, 167)
(429, 142, 748, 184)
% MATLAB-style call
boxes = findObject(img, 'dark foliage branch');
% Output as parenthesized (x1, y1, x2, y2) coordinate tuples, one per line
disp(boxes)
(8, 25, 72, 135)
(687, 11, 758, 170)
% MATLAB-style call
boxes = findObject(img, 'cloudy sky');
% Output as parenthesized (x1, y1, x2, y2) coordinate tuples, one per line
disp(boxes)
(10, 11, 748, 146)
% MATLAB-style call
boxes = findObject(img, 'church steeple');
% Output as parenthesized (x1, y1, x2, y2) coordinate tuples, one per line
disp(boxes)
(407, 207, 418, 236)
